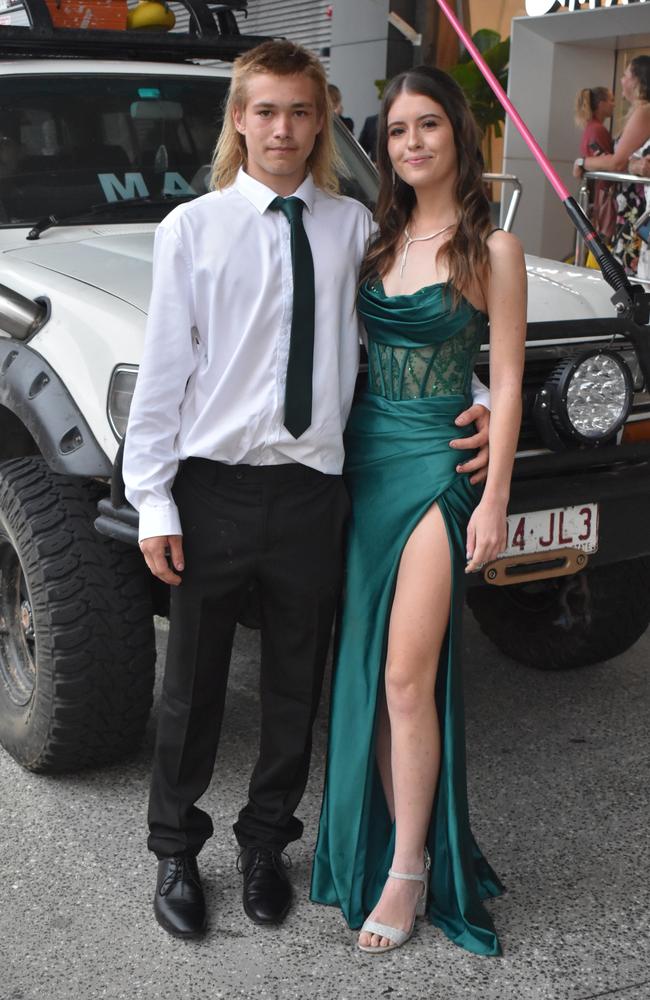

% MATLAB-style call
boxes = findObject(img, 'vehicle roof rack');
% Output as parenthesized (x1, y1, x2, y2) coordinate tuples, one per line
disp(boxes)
(0, 0, 273, 62)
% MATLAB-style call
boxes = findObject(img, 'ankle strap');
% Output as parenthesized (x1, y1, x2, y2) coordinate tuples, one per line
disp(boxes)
(388, 868, 427, 883)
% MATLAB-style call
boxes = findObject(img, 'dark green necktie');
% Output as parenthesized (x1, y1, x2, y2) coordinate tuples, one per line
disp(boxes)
(269, 196, 315, 439)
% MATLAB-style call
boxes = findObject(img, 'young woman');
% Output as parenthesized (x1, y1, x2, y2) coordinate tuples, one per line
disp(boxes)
(311, 66, 526, 956)
(574, 86, 615, 242)
(575, 85, 614, 157)
(574, 57, 650, 273)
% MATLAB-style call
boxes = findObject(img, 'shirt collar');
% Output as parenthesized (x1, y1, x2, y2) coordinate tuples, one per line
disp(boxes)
(235, 167, 316, 215)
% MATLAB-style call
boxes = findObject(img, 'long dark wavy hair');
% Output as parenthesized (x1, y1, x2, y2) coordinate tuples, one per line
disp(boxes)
(360, 66, 492, 307)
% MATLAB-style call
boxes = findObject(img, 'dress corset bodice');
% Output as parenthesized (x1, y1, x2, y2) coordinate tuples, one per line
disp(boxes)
(358, 280, 487, 401)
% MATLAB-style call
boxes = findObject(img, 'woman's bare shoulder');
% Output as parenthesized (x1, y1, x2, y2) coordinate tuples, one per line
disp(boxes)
(487, 229, 525, 268)
(624, 101, 650, 131)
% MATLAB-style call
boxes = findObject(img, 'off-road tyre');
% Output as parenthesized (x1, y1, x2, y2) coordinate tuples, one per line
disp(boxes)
(0, 456, 155, 771)
(466, 558, 650, 671)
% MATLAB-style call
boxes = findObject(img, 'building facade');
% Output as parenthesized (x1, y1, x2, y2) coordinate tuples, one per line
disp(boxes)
(503, 3, 650, 257)
(242, 0, 333, 72)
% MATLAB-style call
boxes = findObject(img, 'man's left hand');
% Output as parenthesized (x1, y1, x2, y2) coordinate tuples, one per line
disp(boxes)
(449, 403, 490, 485)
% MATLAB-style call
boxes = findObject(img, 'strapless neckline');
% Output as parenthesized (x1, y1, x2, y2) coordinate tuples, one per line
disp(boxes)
(373, 278, 487, 317)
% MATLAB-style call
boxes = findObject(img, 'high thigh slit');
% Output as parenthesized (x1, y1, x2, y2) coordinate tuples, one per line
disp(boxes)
(310, 280, 504, 957)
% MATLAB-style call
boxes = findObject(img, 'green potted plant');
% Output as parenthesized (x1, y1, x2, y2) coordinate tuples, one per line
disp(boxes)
(447, 28, 510, 175)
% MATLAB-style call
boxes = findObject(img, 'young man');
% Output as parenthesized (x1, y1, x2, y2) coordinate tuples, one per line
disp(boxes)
(123, 40, 490, 939)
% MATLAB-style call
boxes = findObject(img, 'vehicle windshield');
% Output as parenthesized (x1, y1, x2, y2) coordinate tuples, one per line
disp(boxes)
(0, 73, 378, 226)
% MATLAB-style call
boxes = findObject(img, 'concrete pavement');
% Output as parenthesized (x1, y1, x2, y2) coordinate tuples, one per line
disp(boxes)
(1, 613, 649, 1000)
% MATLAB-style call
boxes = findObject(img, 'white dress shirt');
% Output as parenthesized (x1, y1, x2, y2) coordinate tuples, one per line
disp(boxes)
(123, 170, 373, 540)
(123, 168, 491, 541)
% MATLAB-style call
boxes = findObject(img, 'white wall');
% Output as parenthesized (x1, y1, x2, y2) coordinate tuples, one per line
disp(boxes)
(503, 4, 650, 259)
(242, 0, 333, 72)
(328, 0, 390, 140)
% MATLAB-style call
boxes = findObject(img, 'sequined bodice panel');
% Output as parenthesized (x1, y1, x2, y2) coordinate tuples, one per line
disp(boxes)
(358, 280, 487, 401)
(367, 320, 485, 400)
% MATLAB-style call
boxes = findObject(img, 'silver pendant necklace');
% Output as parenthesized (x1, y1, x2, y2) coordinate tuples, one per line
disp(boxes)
(399, 222, 455, 279)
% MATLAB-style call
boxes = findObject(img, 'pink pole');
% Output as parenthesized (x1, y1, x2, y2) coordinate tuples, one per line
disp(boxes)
(435, 0, 569, 202)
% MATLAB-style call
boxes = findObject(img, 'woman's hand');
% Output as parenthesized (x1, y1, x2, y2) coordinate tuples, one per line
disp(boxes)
(465, 497, 507, 574)
(632, 155, 650, 178)
(573, 158, 586, 179)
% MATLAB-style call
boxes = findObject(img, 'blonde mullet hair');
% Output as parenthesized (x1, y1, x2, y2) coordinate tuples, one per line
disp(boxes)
(210, 40, 341, 194)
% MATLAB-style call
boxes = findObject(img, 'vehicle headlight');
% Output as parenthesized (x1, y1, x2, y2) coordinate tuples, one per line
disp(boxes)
(107, 365, 138, 440)
(535, 349, 633, 448)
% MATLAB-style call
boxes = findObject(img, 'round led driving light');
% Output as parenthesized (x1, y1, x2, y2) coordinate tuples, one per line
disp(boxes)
(565, 352, 631, 440)
(537, 350, 633, 448)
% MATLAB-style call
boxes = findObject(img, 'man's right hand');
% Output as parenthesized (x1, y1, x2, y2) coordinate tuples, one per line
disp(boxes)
(139, 534, 185, 586)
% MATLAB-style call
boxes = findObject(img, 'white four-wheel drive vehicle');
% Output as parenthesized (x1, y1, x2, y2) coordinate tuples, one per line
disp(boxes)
(2, 0, 650, 773)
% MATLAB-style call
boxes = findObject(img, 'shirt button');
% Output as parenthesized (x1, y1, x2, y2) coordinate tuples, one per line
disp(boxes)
(235, 471, 244, 481)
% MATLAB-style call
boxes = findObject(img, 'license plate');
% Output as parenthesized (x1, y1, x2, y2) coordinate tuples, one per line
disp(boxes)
(501, 503, 599, 558)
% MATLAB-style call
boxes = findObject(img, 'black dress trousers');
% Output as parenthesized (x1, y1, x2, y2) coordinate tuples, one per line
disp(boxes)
(147, 458, 349, 859)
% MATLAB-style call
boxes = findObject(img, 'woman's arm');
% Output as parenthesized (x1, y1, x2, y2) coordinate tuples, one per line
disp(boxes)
(579, 106, 650, 174)
(465, 231, 527, 572)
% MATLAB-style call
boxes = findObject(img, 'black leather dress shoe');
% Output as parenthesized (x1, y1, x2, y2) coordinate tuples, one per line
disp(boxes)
(154, 854, 207, 938)
(239, 847, 292, 925)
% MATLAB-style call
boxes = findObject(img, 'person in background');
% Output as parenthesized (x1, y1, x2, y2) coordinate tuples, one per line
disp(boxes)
(327, 83, 354, 133)
(630, 151, 650, 280)
(359, 113, 378, 162)
(574, 57, 650, 274)
(574, 86, 615, 243)
(575, 86, 614, 159)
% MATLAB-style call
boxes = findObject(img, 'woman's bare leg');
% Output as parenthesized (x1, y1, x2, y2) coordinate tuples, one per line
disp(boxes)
(360, 502, 451, 949)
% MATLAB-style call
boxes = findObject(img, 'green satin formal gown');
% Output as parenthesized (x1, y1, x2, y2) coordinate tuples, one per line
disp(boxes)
(310, 279, 504, 957)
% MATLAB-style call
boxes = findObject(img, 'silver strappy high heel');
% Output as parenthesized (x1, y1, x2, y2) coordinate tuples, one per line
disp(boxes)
(358, 849, 431, 954)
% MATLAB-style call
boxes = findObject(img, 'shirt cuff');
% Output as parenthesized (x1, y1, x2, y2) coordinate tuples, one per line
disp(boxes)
(472, 387, 491, 410)
(471, 373, 491, 411)
(137, 502, 183, 542)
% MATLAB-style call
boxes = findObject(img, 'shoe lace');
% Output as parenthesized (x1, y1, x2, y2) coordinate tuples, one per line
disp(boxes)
(160, 855, 200, 896)
(236, 847, 292, 875)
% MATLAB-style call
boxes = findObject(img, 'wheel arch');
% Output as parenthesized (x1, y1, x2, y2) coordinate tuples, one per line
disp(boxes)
(0, 403, 39, 461)
(0, 338, 112, 477)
